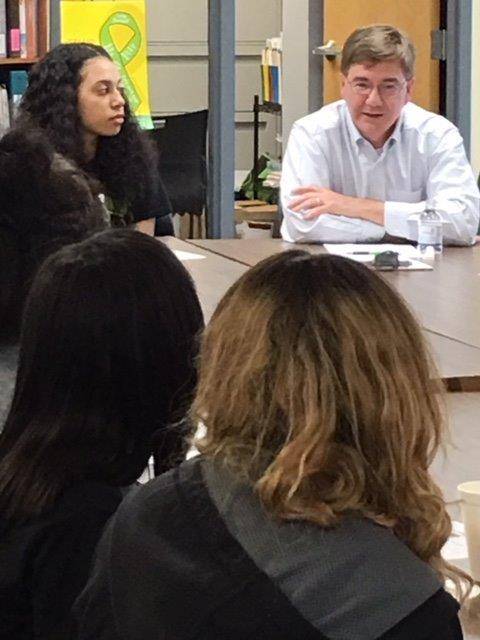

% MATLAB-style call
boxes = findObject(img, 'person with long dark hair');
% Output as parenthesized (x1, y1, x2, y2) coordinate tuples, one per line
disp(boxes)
(0, 229, 203, 638)
(0, 128, 106, 424)
(15, 42, 173, 235)
(77, 252, 469, 640)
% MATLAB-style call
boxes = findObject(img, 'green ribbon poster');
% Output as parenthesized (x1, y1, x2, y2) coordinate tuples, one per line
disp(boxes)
(100, 12, 141, 112)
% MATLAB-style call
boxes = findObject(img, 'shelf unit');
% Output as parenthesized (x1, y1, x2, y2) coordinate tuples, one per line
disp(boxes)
(0, 58, 39, 66)
(252, 93, 281, 199)
(0, 58, 38, 100)
(0, 0, 53, 90)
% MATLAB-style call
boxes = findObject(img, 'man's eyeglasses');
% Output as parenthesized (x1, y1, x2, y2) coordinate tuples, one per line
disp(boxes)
(347, 79, 407, 98)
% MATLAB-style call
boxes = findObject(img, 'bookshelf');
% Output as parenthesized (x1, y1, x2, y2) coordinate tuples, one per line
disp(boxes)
(252, 94, 282, 200)
(0, 0, 51, 133)
(0, 58, 36, 103)
(0, 0, 50, 67)
(0, 58, 39, 66)
(253, 37, 282, 203)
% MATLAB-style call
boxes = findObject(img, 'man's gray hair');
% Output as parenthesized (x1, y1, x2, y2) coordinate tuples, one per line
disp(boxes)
(341, 25, 416, 80)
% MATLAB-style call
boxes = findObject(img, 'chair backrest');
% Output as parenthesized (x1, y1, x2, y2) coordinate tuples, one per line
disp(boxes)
(148, 110, 208, 217)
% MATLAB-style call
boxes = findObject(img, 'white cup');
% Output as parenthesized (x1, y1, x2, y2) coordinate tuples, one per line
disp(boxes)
(458, 481, 480, 580)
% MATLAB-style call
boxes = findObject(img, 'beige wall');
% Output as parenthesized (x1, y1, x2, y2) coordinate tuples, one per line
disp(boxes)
(145, 0, 282, 170)
(471, 0, 480, 177)
(281, 0, 310, 147)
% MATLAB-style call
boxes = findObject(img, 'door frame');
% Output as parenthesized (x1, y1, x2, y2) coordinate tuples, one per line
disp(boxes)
(445, 0, 472, 157)
(306, 0, 472, 157)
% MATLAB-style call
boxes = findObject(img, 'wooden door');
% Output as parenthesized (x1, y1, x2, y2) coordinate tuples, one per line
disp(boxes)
(323, 0, 440, 112)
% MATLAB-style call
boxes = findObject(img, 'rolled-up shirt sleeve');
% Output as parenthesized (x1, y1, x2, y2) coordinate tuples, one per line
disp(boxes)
(384, 128, 480, 245)
(280, 124, 384, 243)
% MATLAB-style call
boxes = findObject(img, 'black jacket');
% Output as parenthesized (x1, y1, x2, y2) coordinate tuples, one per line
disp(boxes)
(0, 482, 121, 640)
(76, 458, 462, 640)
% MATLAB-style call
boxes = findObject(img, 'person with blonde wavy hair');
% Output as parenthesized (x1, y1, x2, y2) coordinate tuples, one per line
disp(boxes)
(76, 251, 469, 640)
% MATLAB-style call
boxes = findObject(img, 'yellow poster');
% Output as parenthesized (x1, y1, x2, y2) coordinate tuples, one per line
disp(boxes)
(60, 0, 153, 128)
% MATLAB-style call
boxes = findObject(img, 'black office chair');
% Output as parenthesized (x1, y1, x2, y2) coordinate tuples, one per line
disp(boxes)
(148, 110, 208, 238)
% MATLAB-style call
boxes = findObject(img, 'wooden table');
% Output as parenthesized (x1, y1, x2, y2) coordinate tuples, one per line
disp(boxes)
(185, 238, 480, 388)
(187, 239, 480, 346)
(161, 237, 247, 322)
(425, 333, 480, 388)
(432, 393, 480, 510)
(381, 248, 480, 350)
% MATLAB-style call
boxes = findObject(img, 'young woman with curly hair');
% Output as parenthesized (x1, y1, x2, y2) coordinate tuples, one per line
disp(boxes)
(77, 252, 470, 640)
(15, 42, 173, 236)
(0, 229, 203, 638)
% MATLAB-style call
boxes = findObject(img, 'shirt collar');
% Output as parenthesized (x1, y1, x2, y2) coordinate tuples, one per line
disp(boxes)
(389, 110, 404, 143)
(343, 101, 405, 148)
(343, 102, 364, 145)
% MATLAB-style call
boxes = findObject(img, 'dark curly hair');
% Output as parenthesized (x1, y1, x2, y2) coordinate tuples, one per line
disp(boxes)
(0, 128, 106, 341)
(16, 43, 158, 213)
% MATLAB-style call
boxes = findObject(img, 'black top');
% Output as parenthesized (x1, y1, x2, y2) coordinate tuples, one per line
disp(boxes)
(0, 481, 122, 640)
(83, 160, 173, 232)
(128, 172, 172, 227)
(75, 458, 462, 640)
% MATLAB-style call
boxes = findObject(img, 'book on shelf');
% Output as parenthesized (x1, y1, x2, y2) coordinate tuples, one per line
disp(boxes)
(0, 84, 10, 136)
(260, 36, 282, 106)
(19, 0, 38, 59)
(0, 0, 7, 58)
(1, 1, 49, 61)
(261, 58, 270, 102)
(8, 67, 27, 121)
(37, 0, 49, 57)
(9, 68, 27, 101)
(6, 0, 20, 58)
(0, 68, 28, 134)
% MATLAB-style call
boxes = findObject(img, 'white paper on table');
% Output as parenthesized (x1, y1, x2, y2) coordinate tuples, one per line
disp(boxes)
(442, 521, 469, 562)
(324, 244, 433, 271)
(173, 250, 206, 261)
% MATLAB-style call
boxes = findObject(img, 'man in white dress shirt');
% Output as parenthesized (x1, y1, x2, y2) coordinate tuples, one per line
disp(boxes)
(280, 25, 480, 244)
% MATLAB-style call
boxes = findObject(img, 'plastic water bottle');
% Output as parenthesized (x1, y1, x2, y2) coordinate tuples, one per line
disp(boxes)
(417, 208, 443, 256)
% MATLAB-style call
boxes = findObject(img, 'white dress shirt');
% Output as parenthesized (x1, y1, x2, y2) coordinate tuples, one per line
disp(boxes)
(280, 100, 480, 244)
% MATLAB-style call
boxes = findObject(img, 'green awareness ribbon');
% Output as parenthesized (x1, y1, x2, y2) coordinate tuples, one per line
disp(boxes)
(100, 11, 142, 112)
